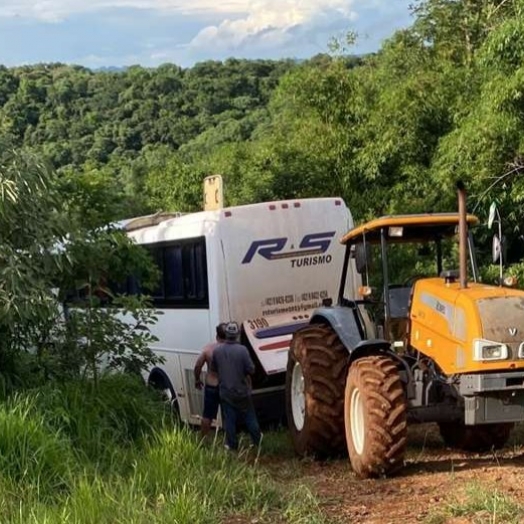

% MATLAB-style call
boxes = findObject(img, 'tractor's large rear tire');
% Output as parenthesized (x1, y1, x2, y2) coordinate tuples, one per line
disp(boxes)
(344, 355, 408, 478)
(438, 422, 513, 452)
(286, 325, 350, 458)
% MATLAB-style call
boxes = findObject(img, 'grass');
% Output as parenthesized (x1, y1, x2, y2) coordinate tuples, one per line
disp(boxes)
(7, 384, 524, 524)
(0, 394, 74, 496)
(257, 427, 296, 458)
(0, 374, 328, 524)
(426, 484, 524, 524)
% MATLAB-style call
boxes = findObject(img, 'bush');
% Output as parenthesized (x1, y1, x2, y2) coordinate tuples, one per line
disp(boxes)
(0, 394, 74, 497)
(31, 373, 165, 468)
(0, 375, 329, 524)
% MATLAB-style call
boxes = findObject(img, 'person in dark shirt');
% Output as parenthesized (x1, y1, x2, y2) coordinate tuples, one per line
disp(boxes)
(212, 321, 262, 451)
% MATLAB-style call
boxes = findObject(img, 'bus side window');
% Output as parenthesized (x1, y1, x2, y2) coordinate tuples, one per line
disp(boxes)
(140, 237, 209, 308)
(183, 241, 208, 301)
(194, 241, 208, 301)
(126, 274, 141, 295)
(148, 246, 164, 299)
(165, 245, 184, 300)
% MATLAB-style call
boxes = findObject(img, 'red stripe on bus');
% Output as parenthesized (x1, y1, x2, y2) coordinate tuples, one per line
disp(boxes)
(259, 340, 290, 351)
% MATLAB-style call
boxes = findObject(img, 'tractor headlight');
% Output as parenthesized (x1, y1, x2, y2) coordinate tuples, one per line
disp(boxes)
(473, 339, 509, 361)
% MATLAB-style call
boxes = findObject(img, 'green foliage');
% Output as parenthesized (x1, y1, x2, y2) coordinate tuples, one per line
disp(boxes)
(32, 374, 165, 465)
(0, 394, 74, 497)
(189, 0, 524, 270)
(141, 145, 204, 212)
(4, 2, 524, 280)
(0, 59, 296, 224)
(0, 139, 66, 385)
(58, 227, 159, 300)
(56, 165, 135, 229)
(59, 294, 161, 383)
(428, 1, 524, 263)
(0, 141, 162, 389)
(0, 375, 329, 524)
(36, 226, 162, 384)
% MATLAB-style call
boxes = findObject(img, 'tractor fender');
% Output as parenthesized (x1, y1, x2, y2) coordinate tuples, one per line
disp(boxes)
(310, 306, 362, 352)
(310, 307, 394, 361)
(349, 339, 395, 363)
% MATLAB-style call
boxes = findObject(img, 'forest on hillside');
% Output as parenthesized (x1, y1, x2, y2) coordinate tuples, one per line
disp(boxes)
(2, 0, 524, 266)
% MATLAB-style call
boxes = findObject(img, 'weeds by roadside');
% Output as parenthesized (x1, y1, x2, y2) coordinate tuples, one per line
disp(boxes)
(426, 483, 524, 524)
(0, 373, 329, 524)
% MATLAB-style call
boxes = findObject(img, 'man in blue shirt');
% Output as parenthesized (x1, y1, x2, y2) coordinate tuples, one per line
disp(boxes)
(212, 321, 262, 451)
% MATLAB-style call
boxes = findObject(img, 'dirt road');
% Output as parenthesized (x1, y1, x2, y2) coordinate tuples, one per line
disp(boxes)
(263, 424, 524, 523)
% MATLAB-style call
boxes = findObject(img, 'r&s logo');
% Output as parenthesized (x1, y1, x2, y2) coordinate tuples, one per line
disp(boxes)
(242, 232, 336, 267)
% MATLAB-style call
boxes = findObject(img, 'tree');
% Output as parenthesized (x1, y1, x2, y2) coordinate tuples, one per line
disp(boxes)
(0, 139, 162, 388)
(141, 146, 204, 213)
(53, 227, 161, 385)
(0, 140, 66, 385)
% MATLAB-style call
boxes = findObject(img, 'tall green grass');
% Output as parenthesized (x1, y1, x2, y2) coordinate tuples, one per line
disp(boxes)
(31, 374, 165, 471)
(0, 394, 74, 497)
(0, 374, 327, 524)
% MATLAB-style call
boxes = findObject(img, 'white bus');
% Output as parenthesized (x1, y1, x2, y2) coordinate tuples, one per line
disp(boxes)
(120, 196, 355, 425)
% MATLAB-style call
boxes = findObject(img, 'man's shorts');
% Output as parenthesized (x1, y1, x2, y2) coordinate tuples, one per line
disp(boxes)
(203, 384, 220, 420)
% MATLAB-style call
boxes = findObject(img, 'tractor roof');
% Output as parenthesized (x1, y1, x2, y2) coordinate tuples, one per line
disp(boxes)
(341, 213, 480, 245)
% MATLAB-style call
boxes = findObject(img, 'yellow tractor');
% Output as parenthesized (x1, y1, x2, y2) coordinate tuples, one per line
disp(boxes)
(286, 183, 524, 477)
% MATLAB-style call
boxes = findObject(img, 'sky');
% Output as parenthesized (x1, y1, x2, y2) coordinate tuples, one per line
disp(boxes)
(0, 0, 413, 68)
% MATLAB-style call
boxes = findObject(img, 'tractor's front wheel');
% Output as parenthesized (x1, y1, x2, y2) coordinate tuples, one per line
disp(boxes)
(439, 422, 513, 452)
(285, 325, 350, 458)
(344, 355, 408, 478)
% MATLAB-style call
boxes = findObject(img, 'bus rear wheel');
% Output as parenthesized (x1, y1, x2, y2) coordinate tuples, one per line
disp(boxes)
(148, 372, 180, 422)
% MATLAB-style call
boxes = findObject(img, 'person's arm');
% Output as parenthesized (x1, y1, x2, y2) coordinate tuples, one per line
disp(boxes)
(193, 351, 206, 389)
(243, 348, 255, 374)
(243, 349, 255, 391)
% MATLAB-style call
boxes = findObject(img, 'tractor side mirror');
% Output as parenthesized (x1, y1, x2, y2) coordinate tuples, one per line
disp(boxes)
(488, 201, 505, 285)
(355, 243, 372, 274)
(492, 234, 502, 264)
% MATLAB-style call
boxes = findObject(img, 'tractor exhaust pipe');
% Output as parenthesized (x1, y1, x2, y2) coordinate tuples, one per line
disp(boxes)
(457, 181, 468, 289)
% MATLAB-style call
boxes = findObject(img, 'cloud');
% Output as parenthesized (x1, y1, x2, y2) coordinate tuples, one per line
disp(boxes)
(0, 1, 411, 68)
(188, 0, 357, 53)
(0, 0, 250, 21)
(0, 0, 359, 58)
(0, 0, 358, 26)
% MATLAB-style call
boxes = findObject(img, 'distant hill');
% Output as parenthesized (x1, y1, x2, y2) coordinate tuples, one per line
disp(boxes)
(0, 58, 297, 169)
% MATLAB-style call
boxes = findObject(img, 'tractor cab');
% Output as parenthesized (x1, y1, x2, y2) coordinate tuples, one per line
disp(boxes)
(339, 213, 480, 346)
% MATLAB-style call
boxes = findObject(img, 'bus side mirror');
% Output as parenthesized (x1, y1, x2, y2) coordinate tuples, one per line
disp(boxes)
(355, 243, 372, 275)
